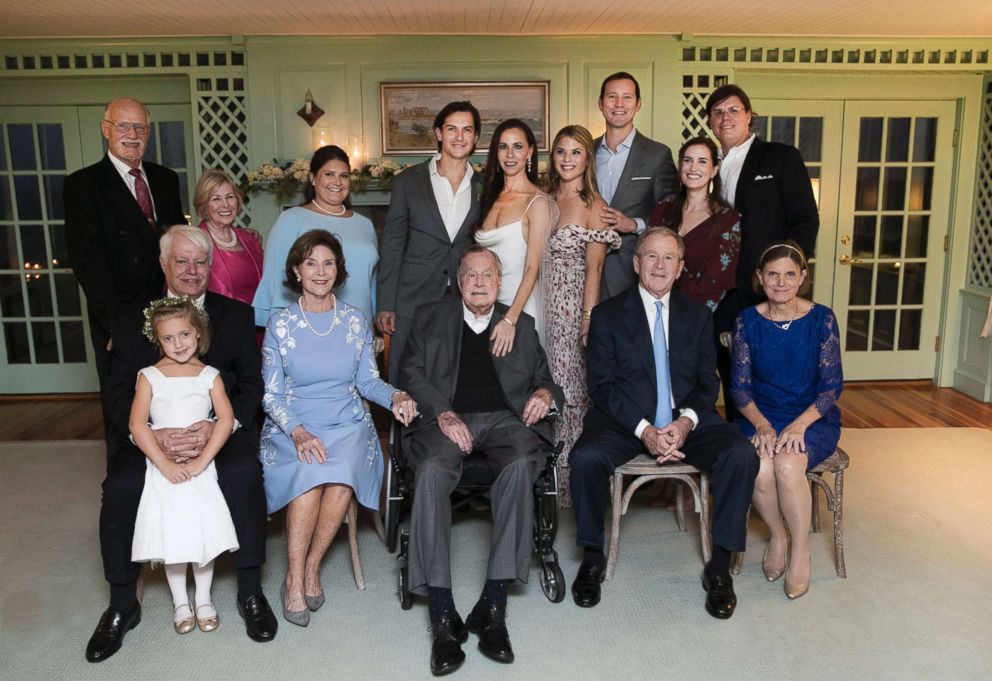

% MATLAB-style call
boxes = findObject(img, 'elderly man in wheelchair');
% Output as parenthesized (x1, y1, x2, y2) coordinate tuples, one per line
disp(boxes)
(394, 245, 564, 676)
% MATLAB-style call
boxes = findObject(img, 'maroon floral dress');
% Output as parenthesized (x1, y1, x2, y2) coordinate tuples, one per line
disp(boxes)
(650, 200, 741, 311)
(542, 224, 621, 507)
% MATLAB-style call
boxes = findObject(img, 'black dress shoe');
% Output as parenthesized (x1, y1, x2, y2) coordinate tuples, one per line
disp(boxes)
(466, 603, 514, 663)
(237, 593, 278, 642)
(701, 566, 738, 619)
(430, 614, 467, 676)
(571, 560, 606, 608)
(85, 605, 141, 663)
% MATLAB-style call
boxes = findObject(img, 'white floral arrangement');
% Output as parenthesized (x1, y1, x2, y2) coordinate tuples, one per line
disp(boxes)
(242, 158, 412, 202)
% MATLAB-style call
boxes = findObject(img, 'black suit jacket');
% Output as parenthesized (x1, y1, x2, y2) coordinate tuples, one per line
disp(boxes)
(592, 131, 677, 299)
(397, 297, 564, 445)
(65, 155, 186, 341)
(105, 292, 263, 448)
(733, 138, 819, 304)
(584, 287, 722, 435)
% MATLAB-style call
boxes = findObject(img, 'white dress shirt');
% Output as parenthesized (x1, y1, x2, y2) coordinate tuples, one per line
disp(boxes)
(462, 303, 494, 334)
(596, 128, 647, 234)
(107, 153, 157, 219)
(429, 153, 474, 242)
(633, 285, 699, 438)
(717, 133, 756, 208)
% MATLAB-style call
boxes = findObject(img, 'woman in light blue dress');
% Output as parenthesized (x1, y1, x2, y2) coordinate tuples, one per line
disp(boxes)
(260, 230, 416, 626)
(253, 145, 379, 325)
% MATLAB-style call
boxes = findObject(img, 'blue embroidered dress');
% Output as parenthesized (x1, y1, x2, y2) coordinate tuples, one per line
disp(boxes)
(259, 302, 395, 513)
(730, 304, 843, 469)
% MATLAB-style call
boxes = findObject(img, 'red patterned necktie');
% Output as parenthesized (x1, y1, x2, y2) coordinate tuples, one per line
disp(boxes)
(129, 168, 156, 230)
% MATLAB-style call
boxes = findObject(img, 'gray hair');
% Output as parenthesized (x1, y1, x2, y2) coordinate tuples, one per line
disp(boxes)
(636, 226, 685, 259)
(160, 224, 213, 264)
(458, 245, 502, 278)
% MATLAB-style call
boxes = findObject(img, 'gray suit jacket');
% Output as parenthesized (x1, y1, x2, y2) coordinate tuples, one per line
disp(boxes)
(397, 298, 564, 445)
(377, 160, 482, 317)
(594, 131, 676, 300)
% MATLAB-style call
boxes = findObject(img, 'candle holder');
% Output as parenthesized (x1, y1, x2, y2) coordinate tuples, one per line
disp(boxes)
(297, 89, 325, 127)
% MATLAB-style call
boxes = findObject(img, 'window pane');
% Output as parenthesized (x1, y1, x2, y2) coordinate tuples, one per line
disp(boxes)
(905, 216, 929, 258)
(858, 118, 883, 162)
(31, 320, 59, 363)
(879, 216, 903, 258)
(14, 176, 43, 220)
(48, 224, 69, 267)
(751, 116, 769, 141)
(885, 118, 911, 162)
(901, 263, 926, 305)
(849, 263, 873, 305)
(852, 216, 877, 258)
(143, 125, 158, 163)
(875, 266, 898, 305)
(846, 310, 869, 351)
(159, 122, 186, 167)
(60, 320, 87, 362)
(0, 225, 16, 268)
(855, 167, 879, 210)
(0, 128, 6, 170)
(54, 273, 81, 316)
(176, 172, 189, 213)
(913, 118, 937, 162)
(38, 124, 66, 170)
(19, 224, 47, 266)
(872, 310, 896, 351)
(798, 117, 823, 162)
(0, 178, 11, 220)
(771, 117, 796, 146)
(898, 309, 922, 350)
(8, 123, 37, 170)
(0, 274, 24, 316)
(44, 175, 65, 221)
(4, 321, 30, 362)
(909, 167, 933, 211)
(882, 167, 907, 211)
(25, 273, 53, 316)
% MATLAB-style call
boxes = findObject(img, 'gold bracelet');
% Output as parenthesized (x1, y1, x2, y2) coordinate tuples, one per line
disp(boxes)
(582, 309, 592, 320)
(502, 316, 516, 327)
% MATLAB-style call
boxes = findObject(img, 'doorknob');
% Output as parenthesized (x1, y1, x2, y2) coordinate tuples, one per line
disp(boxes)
(840, 235, 851, 245)
(838, 254, 863, 266)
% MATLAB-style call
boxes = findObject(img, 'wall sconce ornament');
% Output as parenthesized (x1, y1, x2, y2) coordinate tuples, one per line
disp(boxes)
(297, 89, 325, 127)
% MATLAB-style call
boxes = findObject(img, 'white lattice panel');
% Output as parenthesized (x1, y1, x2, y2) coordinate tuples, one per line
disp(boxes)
(969, 80, 992, 290)
(195, 81, 250, 223)
(680, 73, 728, 143)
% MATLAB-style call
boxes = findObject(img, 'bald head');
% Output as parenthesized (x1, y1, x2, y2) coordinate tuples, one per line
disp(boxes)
(102, 98, 151, 169)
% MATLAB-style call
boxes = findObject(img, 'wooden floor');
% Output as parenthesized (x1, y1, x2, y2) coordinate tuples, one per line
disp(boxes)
(0, 380, 990, 442)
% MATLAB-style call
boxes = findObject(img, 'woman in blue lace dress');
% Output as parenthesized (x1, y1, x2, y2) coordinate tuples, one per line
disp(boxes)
(731, 241, 842, 600)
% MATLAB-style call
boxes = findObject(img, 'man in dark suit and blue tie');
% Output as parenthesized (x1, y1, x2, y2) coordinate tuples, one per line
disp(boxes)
(568, 227, 758, 618)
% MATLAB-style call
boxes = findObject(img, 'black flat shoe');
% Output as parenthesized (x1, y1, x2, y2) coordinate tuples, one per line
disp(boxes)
(701, 565, 737, 619)
(571, 560, 605, 608)
(85, 605, 141, 663)
(466, 603, 514, 664)
(237, 593, 278, 642)
(430, 613, 467, 676)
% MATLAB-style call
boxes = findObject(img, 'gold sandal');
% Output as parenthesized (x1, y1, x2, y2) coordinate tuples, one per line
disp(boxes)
(195, 603, 219, 632)
(173, 603, 195, 634)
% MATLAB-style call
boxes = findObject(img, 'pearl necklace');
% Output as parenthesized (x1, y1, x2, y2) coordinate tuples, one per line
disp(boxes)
(311, 197, 346, 216)
(298, 295, 337, 336)
(207, 223, 238, 248)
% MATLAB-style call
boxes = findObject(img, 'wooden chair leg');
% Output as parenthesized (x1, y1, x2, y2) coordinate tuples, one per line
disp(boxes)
(832, 470, 847, 578)
(699, 473, 712, 565)
(347, 498, 366, 591)
(675, 482, 687, 532)
(810, 476, 822, 533)
(605, 472, 624, 582)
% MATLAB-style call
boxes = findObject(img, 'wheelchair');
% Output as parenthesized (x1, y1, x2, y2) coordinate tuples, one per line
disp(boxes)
(381, 422, 566, 608)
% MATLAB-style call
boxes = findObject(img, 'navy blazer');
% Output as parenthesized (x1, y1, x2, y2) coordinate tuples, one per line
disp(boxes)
(584, 287, 721, 435)
(734, 138, 819, 304)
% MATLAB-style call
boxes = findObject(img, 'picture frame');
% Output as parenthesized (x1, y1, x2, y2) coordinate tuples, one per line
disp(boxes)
(379, 81, 551, 155)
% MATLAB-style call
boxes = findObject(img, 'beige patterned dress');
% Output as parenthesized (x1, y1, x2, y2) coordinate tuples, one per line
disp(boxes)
(542, 224, 621, 507)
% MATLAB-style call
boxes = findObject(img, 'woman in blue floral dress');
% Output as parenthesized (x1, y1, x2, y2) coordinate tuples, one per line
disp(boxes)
(259, 230, 416, 626)
(650, 136, 741, 311)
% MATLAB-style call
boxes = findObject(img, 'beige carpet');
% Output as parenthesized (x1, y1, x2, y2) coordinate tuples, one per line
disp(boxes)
(2, 429, 991, 680)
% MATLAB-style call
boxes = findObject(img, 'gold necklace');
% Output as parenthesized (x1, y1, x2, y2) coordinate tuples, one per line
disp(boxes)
(311, 197, 346, 216)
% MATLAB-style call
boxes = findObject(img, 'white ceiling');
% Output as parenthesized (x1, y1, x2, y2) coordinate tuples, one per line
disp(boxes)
(2, 1, 992, 38)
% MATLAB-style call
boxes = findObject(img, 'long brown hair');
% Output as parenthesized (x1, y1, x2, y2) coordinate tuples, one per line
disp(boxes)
(545, 125, 600, 208)
(655, 136, 731, 230)
(475, 119, 539, 236)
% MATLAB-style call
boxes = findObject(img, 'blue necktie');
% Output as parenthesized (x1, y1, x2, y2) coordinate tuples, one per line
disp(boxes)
(653, 300, 673, 428)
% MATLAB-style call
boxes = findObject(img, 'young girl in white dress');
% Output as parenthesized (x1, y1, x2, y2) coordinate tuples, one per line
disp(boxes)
(129, 296, 240, 635)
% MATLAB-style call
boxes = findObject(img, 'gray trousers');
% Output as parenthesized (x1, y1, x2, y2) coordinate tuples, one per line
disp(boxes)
(405, 410, 546, 596)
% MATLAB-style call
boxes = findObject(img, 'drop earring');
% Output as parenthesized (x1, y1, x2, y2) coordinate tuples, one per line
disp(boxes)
(526, 157, 532, 174)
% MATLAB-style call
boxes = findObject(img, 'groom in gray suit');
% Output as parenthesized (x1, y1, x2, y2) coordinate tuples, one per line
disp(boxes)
(398, 246, 563, 675)
(376, 101, 484, 381)
(594, 72, 677, 299)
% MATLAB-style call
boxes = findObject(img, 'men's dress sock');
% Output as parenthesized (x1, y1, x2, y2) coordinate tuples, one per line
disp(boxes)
(708, 545, 732, 575)
(583, 547, 606, 568)
(236, 566, 262, 600)
(428, 587, 457, 625)
(109, 581, 138, 613)
(475, 579, 509, 610)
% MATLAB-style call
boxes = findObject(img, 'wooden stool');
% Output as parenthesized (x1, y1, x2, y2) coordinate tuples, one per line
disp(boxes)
(346, 498, 366, 590)
(731, 447, 849, 578)
(605, 455, 711, 581)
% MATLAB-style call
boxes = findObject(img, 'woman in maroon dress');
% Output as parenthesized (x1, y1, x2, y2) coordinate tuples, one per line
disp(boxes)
(650, 136, 740, 312)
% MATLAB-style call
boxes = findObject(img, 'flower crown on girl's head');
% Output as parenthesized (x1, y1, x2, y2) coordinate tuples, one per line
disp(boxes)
(142, 295, 210, 343)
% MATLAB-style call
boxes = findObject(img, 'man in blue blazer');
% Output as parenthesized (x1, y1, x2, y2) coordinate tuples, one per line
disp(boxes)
(569, 227, 758, 619)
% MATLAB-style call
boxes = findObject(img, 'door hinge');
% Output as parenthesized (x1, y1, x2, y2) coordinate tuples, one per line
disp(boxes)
(944, 234, 949, 252)
(935, 336, 941, 352)
(952, 127, 960, 147)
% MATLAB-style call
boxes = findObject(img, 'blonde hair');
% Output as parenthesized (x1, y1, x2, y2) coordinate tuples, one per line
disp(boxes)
(144, 297, 211, 356)
(193, 168, 243, 222)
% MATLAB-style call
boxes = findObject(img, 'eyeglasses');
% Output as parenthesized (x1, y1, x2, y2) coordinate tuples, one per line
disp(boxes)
(711, 106, 745, 120)
(104, 120, 149, 135)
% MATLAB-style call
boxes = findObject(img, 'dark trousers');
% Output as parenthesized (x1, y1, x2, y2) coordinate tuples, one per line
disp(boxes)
(404, 411, 546, 596)
(569, 420, 758, 553)
(387, 313, 413, 385)
(99, 427, 267, 584)
(714, 290, 745, 423)
(88, 313, 116, 450)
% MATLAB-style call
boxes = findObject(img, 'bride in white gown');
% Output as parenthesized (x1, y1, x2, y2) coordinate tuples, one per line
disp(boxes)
(474, 118, 558, 354)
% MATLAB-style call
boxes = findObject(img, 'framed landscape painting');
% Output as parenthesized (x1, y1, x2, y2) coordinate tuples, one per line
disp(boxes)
(380, 81, 550, 155)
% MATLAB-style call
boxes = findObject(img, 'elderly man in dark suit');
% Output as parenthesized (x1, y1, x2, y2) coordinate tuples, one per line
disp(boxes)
(65, 97, 186, 432)
(593, 72, 677, 299)
(706, 84, 819, 420)
(569, 227, 758, 619)
(398, 246, 564, 675)
(377, 101, 484, 382)
(85, 225, 276, 663)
